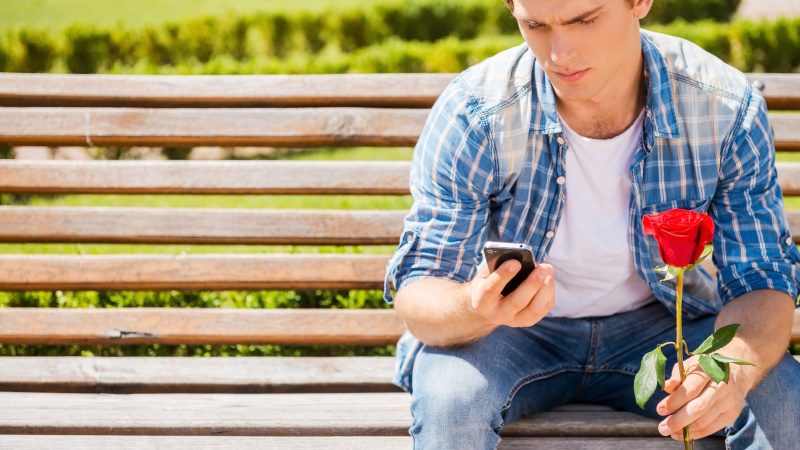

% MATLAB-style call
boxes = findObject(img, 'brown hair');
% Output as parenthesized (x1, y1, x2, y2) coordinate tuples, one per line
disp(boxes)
(503, 0, 635, 12)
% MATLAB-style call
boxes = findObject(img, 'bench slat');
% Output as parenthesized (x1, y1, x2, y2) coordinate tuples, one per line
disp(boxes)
(0, 160, 412, 195)
(0, 308, 404, 346)
(0, 307, 796, 346)
(0, 391, 666, 437)
(0, 436, 725, 449)
(0, 254, 389, 291)
(0, 72, 795, 111)
(1, 108, 798, 150)
(5, 207, 800, 245)
(0, 107, 427, 148)
(0, 207, 406, 245)
(0, 356, 400, 394)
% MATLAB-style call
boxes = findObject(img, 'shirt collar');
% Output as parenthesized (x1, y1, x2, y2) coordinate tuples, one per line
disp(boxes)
(528, 31, 680, 141)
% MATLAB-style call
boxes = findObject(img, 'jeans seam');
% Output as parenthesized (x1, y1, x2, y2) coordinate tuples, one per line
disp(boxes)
(576, 321, 599, 399)
(498, 366, 584, 415)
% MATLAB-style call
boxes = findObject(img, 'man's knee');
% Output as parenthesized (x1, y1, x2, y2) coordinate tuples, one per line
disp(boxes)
(409, 347, 506, 449)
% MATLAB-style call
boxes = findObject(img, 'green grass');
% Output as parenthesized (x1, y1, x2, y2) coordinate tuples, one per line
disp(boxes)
(0, 0, 397, 31)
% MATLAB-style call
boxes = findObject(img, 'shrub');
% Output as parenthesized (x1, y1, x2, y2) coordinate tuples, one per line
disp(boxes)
(644, 0, 742, 25)
(14, 29, 57, 73)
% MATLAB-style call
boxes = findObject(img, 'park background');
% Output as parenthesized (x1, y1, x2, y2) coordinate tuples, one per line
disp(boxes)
(0, 0, 798, 357)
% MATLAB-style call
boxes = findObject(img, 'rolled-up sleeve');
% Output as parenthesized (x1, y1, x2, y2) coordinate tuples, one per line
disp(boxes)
(712, 88, 800, 306)
(383, 79, 495, 303)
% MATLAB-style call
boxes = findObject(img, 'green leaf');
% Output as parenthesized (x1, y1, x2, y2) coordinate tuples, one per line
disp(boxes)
(723, 362, 730, 384)
(699, 354, 727, 383)
(691, 323, 740, 355)
(654, 265, 681, 283)
(710, 353, 757, 367)
(634, 347, 666, 408)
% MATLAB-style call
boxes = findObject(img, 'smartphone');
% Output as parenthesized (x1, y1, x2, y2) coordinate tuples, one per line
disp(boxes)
(482, 241, 536, 296)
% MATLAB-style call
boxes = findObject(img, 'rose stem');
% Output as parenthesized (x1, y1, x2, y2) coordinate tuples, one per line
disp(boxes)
(675, 269, 691, 450)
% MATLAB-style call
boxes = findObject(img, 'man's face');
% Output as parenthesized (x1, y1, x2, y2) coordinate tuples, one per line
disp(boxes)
(512, 0, 645, 104)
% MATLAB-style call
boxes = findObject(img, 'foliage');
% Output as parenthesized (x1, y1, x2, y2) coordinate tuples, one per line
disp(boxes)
(643, 0, 742, 25)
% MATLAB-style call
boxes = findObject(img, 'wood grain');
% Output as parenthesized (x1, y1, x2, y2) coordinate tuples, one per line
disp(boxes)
(0, 356, 400, 394)
(0, 436, 726, 449)
(0, 107, 428, 148)
(0, 207, 406, 245)
(0, 73, 455, 108)
(0, 160, 412, 195)
(0, 72, 795, 111)
(0, 108, 797, 150)
(0, 391, 668, 437)
(4, 207, 800, 245)
(0, 254, 390, 291)
(0, 308, 405, 345)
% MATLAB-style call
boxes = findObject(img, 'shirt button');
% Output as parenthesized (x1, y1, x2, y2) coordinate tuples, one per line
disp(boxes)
(556, 176, 566, 185)
(545, 231, 555, 239)
(556, 136, 565, 145)
(786, 237, 793, 245)
(406, 234, 414, 243)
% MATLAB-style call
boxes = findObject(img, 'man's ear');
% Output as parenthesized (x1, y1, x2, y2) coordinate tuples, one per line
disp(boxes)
(631, 0, 654, 20)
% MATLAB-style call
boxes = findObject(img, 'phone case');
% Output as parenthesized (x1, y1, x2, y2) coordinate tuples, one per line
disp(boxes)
(483, 241, 536, 296)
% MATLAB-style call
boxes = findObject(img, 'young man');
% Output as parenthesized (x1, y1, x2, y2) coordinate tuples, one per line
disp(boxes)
(383, 0, 800, 448)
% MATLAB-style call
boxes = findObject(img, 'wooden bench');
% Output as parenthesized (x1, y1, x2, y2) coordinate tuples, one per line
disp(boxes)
(0, 72, 798, 449)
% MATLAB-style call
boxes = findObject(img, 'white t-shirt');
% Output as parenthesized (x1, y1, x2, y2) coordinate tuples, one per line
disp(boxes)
(545, 109, 656, 318)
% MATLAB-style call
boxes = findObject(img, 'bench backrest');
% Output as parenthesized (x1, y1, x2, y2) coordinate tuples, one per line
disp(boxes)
(0, 72, 798, 347)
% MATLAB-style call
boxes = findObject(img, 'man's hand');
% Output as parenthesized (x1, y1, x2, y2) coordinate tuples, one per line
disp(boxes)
(656, 355, 751, 440)
(469, 260, 555, 328)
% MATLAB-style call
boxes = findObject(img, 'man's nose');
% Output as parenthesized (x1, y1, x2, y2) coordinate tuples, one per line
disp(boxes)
(550, 31, 577, 67)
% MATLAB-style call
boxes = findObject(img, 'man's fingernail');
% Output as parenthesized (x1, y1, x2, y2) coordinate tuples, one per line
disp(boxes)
(507, 261, 520, 273)
(538, 268, 550, 281)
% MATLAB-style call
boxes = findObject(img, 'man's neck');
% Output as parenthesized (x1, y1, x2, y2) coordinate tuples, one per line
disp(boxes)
(555, 51, 647, 140)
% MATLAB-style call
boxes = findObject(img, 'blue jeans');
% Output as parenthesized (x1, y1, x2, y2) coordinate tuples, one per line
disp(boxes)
(404, 301, 800, 449)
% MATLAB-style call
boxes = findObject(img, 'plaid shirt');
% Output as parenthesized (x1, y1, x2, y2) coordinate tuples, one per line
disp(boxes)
(383, 30, 800, 391)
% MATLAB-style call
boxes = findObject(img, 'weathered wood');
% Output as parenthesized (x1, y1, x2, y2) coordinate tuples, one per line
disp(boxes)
(0, 73, 454, 108)
(0, 356, 400, 394)
(0, 308, 404, 346)
(0, 160, 412, 195)
(0, 72, 795, 111)
(0, 207, 406, 245)
(5, 207, 800, 245)
(748, 73, 800, 110)
(0, 254, 389, 291)
(0, 107, 428, 148)
(0, 108, 798, 150)
(1, 160, 798, 196)
(0, 392, 667, 437)
(0, 436, 726, 449)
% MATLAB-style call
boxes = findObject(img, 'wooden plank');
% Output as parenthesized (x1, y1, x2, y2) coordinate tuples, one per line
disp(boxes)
(0, 254, 390, 291)
(748, 73, 800, 110)
(0, 160, 412, 195)
(0, 308, 405, 346)
(771, 114, 800, 151)
(0, 107, 428, 148)
(0, 108, 797, 150)
(0, 436, 726, 449)
(0, 207, 406, 245)
(0, 356, 400, 394)
(5, 207, 800, 246)
(0, 72, 795, 111)
(777, 162, 800, 196)
(0, 73, 455, 109)
(0, 392, 668, 437)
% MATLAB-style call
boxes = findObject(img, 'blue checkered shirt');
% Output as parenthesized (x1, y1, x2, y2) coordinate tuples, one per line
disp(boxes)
(383, 30, 800, 392)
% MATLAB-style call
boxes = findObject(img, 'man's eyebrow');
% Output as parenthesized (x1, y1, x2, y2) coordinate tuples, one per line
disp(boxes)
(518, 6, 604, 26)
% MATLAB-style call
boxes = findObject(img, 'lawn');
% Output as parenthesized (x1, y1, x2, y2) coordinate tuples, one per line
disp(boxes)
(0, 0, 399, 30)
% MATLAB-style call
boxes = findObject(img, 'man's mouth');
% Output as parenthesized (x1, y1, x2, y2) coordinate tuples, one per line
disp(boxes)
(554, 69, 588, 82)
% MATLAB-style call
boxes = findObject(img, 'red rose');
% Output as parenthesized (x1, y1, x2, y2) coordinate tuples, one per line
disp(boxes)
(642, 208, 715, 268)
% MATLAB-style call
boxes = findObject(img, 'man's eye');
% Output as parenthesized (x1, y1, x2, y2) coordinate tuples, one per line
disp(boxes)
(527, 23, 546, 31)
(580, 17, 598, 26)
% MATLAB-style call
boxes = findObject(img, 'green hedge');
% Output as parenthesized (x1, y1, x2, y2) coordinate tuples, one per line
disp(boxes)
(0, 0, 751, 74)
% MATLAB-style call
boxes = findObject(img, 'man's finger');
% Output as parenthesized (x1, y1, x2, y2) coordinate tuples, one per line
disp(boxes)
(510, 268, 555, 326)
(477, 259, 521, 302)
(658, 383, 721, 438)
(657, 368, 709, 415)
(498, 264, 552, 315)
